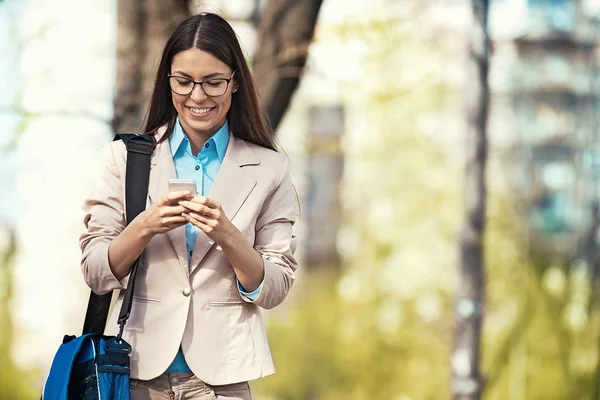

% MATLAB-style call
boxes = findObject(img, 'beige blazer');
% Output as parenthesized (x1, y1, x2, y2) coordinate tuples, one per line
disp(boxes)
(79, 126, 298, 385)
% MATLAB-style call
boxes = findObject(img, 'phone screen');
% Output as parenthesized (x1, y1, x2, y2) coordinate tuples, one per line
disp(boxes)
(168, 179, 197, 195)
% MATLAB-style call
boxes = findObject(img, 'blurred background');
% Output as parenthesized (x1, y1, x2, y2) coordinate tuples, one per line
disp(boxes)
(1, 0, 600, 399)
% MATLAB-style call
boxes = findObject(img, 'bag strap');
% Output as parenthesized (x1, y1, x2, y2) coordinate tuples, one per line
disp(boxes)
(81, 134, 156, 336)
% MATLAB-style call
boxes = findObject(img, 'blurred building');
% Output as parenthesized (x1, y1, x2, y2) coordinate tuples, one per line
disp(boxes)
(489, 0, 600, 254)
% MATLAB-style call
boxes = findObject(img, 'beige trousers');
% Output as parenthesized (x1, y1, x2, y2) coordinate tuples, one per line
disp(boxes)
(129, 373, 252, 400)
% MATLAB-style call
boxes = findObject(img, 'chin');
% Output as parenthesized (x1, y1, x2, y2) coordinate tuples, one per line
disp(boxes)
(177, 104, 226, 135)
(186, 118, 221, 136)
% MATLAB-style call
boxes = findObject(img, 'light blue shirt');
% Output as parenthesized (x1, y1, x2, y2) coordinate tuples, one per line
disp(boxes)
(166, 118, 262, 373)
(170, 118, 229, 261)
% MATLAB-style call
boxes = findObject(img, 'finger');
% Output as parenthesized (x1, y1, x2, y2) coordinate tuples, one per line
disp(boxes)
(159, 205, 187, 217)
(188, 195, 221, 210)
(183, 212, 215, 232)
(159, 190, 192, 206)
(178, 201, 218, 218)
(185, 211, 216, 226)
(161, 216, 187, 226)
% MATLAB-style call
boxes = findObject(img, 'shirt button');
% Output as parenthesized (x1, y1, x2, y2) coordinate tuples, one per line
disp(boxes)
(195, 165, 200, 170)
(182, 288, 191, 297)
(205, 142, 210, 148)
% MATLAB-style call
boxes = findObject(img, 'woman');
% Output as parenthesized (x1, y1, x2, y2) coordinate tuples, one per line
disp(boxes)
(80, 13, 298, 400)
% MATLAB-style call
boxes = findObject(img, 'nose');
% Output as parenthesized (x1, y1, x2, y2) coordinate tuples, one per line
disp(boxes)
(189, 83, 208, 102)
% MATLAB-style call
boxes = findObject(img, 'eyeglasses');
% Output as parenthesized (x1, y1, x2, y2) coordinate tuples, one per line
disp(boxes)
(167, 71, 236, 97)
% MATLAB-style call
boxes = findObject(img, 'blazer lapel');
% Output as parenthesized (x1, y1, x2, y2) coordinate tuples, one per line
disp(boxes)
(189, 135, 259, 273)
(147, 126, 189, 276)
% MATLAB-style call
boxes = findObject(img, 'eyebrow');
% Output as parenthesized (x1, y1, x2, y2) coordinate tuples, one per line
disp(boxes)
(171, 70, 227, 79)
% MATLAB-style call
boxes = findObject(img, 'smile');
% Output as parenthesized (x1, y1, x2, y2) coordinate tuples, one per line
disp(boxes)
(186, 106, 216, 118)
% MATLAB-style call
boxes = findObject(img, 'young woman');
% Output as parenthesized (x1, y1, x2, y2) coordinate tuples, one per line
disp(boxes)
(80, 13, 298, 400)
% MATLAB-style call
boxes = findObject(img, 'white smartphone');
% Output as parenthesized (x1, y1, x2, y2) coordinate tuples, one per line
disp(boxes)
(168, 179, 197, 195)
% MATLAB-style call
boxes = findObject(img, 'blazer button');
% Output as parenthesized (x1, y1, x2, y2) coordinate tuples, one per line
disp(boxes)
(182, 288, 191, 297)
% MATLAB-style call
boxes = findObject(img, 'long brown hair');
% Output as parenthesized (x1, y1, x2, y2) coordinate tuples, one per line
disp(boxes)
(144, 13, 276, 151)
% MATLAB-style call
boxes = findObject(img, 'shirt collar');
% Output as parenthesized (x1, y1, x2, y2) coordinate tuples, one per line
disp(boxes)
(169, 118, 230, 161)
(169, 118, 187, 157)
(211, 120, 230, 162)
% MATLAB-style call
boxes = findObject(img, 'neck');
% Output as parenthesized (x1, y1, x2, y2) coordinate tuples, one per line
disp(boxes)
(188, 135, 208, 156)
(181, 120, 226, 156)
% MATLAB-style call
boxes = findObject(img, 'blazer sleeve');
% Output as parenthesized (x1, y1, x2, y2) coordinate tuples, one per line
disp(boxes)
(79, 142, 129, 295)
(248, 156, 298, 310)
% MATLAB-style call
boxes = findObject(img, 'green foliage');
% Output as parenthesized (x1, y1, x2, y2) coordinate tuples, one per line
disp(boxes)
(254, 273, 451, 400)
(255, 185, 600, 399)
(255, 13, 461, 394)
(482, 199, 600, 400)
(255, 98, 460, 399)
(0, 229, 37, 400)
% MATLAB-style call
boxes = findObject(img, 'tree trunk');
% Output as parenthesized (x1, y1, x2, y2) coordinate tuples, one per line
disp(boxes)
(113, 0, 189, 133)
(252, 0, 324, 131)
(451, 1, 490, 399)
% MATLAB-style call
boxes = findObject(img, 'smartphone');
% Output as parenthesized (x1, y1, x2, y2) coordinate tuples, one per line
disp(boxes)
(168, 179, 197, 195)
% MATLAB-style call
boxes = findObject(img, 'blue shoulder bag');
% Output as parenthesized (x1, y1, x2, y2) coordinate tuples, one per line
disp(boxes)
(42, 134, 156, 400)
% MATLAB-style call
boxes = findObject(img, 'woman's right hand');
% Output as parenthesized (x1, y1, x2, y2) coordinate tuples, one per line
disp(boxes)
(107, 190, 193, 280)
(136, 190, 193, 237)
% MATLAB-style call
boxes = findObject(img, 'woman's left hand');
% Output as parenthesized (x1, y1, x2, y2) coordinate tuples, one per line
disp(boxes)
(179, 196, 237, 244)
(180, 195, 264, 292)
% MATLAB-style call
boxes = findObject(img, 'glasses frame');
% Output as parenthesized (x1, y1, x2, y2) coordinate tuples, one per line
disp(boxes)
(167, 71, 236, 97)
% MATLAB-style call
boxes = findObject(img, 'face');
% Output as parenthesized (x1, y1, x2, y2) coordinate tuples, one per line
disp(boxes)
(169, 48, 237, 141)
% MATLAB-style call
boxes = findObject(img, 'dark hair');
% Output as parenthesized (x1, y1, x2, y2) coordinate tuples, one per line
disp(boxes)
(144, 13, 276, 151)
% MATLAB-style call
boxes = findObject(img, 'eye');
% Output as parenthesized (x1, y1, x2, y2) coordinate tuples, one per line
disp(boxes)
(176, 78, 193, 86)
(205, 80, 225, 87)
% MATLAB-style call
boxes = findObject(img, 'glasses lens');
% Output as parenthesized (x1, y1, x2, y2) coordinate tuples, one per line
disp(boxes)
(202, 79, 228, 96)
(170, 77, 194, 95)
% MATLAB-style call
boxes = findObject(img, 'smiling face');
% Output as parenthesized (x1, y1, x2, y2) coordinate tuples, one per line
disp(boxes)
(169, 48, 236, 144)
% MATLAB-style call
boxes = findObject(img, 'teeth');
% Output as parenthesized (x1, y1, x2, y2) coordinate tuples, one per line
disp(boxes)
(190, 107, 212, 114)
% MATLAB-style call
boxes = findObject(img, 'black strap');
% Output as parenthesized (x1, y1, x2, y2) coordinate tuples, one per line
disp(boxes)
(82, 134, 155, 335)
